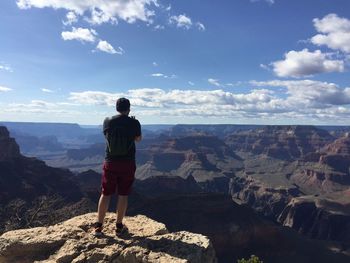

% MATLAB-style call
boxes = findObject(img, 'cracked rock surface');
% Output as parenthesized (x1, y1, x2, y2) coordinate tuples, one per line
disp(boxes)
(0, 213, 217, 263)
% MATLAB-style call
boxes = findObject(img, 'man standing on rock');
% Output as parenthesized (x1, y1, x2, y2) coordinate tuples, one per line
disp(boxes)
(93, 97, 142, 236)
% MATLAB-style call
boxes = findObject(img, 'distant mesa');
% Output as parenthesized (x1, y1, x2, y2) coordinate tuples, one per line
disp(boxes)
(225, 125, 334, 160)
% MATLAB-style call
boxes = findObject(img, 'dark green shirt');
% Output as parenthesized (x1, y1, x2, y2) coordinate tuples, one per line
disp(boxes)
(103, 115, 141, 161)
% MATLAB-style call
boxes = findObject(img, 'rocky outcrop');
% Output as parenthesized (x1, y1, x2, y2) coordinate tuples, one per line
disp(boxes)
(318, 134, 350, 174)
(319, 154, 350, 174)
(225, 125, 333, 160)
(0, 213, 217, 263)
(278, 196, 350, 243)
(0, 126, 93, 234)
(322, 133, 350, 155)
(291, 168, 350, 192)
(136, 135, 243, 190)
(229, 176, 300, 218)
(0, 126, 20, 160)
(293, 133, 350, 190)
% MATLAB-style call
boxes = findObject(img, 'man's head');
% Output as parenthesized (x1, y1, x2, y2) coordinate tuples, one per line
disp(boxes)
(116, 97, 130, 115)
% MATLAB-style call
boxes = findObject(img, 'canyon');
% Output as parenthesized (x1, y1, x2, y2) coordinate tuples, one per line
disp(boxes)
(1, 123, 350, 262)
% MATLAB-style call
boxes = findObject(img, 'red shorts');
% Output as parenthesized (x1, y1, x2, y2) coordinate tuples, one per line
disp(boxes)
(101, 160, 136, 196)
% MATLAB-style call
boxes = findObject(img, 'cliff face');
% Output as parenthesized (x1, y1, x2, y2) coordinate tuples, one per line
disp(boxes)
(289, 133, 350, 194)
(278, 197, 350, 243)
(225, 125, 333, 160)
(0, 213, 217, 263)
(0, 127, 20, 160)
(0, 126, 92, 234)
(322, 133, 350, 155)
(318, 134, 350, 174)
(229, 176, 300, 218)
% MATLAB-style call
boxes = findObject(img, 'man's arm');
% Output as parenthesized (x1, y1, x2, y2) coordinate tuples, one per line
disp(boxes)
(102, 117, 109, 137)
(134, 120, 142, 142)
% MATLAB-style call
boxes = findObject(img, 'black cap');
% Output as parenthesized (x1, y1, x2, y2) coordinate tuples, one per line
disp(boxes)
(116, 97, 130, 112)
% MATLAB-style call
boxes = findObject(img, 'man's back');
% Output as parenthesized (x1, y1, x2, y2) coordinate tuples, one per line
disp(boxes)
(103, 114, 141, 162)
(94, 97, 141, 237)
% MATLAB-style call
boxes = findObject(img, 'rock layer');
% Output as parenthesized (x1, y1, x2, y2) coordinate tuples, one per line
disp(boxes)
(225, 125, 333, 160)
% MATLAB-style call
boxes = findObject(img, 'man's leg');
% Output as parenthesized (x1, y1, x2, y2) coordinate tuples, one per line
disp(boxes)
(97, 194, 111, 223)
(116, 195, 128, 224)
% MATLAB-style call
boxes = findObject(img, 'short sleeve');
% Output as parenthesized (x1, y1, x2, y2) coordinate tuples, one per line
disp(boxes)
(135, 120, 141, 137)
(103, 117, 109, 135)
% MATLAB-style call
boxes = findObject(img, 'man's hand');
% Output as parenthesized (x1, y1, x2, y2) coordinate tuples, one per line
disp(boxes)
(135, 135, 142, 142)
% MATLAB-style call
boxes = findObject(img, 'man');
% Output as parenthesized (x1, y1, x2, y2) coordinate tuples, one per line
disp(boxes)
(93, 97, 142, 236)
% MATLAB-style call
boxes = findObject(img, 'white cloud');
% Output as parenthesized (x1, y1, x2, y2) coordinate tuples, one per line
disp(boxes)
(41, 88, 54, 93)
(69, 91, 119, 106)
(153, 24, 165, 30)
(63, 11, 78, 25)
(5, 100, 80, 115)
(61, 28, 123, 55)
(152, 62, 158, 66)
(188, 81, 195, 86)
(260, 63, 270, 71)
(196, 22, 205, 31)
(96, 40, 124, 55)
(16, 0, 158, 25)
(311, 14, 350, 53)
(250, 0, 275, 4)
(151, 73, 164, 77)
(169, 14, 192, 29)
(150, 73, 176, 78)
(61, 27, 97, 42)
(86, 8, 117, 25)
(169, 15, 205, 31)
(225, 81, 243, 87)
(271, 49, 344, 78)
(5, 82, 350, 123)
(0, 86, 12, 92)
(68, 88, 276, 109)
(208, 78, 222, 87)
(251, 79, 350, 107)
(0, 64, 13, 72)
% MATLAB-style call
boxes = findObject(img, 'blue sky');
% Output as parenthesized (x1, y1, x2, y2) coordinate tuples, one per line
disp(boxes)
(0, 0, 350, 125)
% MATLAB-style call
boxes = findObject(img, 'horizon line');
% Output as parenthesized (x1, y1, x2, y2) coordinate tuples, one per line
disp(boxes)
(1, 121, 350, 127)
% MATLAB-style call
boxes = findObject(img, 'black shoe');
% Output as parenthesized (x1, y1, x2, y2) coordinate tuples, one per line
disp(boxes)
(116, 223, 128, 237)
(92, 222, 103, 237)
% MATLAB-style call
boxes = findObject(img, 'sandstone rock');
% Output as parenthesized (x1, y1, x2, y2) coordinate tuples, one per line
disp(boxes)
(0, 213, 217, 263)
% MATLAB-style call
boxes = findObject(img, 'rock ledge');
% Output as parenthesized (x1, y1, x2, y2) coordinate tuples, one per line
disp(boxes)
(0, 213, 217, 263)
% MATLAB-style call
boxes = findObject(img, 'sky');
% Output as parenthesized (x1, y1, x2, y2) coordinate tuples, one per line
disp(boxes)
(0, 0, 350, 125)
